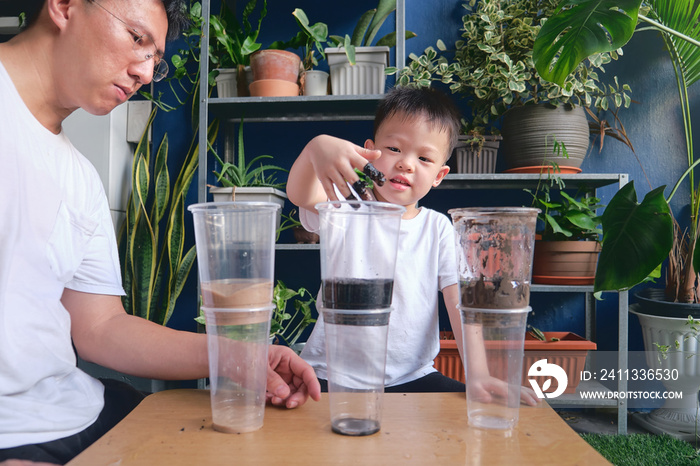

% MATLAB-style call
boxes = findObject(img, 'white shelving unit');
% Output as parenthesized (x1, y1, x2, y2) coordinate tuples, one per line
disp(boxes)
(196, 0, 630, 435)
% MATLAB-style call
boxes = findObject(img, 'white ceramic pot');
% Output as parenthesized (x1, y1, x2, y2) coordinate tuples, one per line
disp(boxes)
(325, 46, 390, 95)
(302, 70, 329, 96)
(214, 67, 253, 98)
(631, 304, 700, 441)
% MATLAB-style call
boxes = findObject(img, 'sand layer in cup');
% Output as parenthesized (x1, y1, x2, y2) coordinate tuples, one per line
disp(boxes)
(201, 279, 273, 308)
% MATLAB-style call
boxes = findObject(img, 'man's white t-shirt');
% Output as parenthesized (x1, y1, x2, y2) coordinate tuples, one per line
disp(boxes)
(300, 206, 459, 387)
(0, 61, 125, 447)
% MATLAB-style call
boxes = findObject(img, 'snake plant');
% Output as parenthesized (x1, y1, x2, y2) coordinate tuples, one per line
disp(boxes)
(118, 110, 218, 325)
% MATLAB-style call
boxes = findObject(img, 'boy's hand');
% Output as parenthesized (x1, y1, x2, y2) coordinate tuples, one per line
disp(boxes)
(468, 376, 541, 407)
(306, 135, 382, 202)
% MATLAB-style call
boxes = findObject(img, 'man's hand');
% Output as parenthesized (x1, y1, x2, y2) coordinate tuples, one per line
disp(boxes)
(265, 345, 321, 408)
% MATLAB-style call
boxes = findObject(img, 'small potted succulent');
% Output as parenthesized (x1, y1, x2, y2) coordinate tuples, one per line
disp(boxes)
(209, 120, 288, 227)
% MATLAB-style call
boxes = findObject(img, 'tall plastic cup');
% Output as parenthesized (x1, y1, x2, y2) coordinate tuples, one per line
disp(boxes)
(315, 201, 404, 436)
(449, 207, 539, 310)
(203, 305, 273, 433)
(188, 202, 280, 308)
(461, 306, 531, 430)
(323, 307, 391, 436)
(316, 201, 405, 310)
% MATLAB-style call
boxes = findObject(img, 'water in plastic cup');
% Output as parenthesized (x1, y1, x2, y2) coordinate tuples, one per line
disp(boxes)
(315, 201, 405, 310)
(322, 307, 391, 436)
(203, 305, 273, 433)
(461, 306, 531, 430)
(449, 207, 539, 310)
(188, 202, 280, 308)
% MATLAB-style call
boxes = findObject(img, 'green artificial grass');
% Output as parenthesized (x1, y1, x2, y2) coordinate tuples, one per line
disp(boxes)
(581, 433, 700, 465)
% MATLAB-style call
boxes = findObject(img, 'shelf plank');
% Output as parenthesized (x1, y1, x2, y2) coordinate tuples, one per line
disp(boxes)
(276, 243, 320, 251)
(546, 380, 618, 407)
(208, 95, 382, 122)
(436, 173, 627, 190)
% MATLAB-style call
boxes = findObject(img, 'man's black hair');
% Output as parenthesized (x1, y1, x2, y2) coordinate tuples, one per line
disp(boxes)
(374, 86, 462, 162)
(25, 0, 189, 41)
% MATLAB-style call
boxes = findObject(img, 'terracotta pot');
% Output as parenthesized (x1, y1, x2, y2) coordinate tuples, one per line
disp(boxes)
(434, 331, 596, 394)
(434, 333, 465, 383)
(249, 79, 300, 97)
(250, 49, 301, 84)
(532, 240, 601, 285)
(292, 226, 319, 244)
(521, 331, 597, 394)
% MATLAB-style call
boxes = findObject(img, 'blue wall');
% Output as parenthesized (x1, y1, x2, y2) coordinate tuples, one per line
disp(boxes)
(154, 0, 700, 353)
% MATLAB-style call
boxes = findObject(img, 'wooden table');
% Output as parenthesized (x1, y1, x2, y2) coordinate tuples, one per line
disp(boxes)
(68, 390, 609, 465)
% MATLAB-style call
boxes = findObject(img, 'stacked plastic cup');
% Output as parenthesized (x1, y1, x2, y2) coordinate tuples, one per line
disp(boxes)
(316, 201, 405, 436)
(449, 207, 539, 430)
(188, 202, 280, 434)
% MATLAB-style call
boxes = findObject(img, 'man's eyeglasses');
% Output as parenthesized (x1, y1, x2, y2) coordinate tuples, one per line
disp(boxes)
(89, 0, 169, 82)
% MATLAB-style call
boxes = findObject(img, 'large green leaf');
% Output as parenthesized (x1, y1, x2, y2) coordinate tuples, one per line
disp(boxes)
(365, 0, 396, 46)
(594, 183, 673, 292)
(534, 0, 641, 85)
(351, 10, 376, 46)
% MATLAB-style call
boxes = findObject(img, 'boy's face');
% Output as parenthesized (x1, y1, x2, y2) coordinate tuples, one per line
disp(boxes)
(365, 112, 451, 218)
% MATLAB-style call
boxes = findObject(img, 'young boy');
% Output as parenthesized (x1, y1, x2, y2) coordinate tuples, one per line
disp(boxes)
(287, 86, 466, 392)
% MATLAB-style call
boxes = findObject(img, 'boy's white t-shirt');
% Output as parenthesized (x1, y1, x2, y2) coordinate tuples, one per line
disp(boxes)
(300, 205, 459, 387)
(0, 61, 125, 447)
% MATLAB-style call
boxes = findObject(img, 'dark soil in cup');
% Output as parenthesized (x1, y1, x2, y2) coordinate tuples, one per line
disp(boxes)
(322, 278, 393, 310)
(460, 276, 529, 309)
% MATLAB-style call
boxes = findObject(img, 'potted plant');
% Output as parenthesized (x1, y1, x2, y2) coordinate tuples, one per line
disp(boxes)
(527, 179, 604, 285)
(396, 0, 633, 172)
(325, 0, 416, 95)
(270, 280, 317, 353)
(524, 327, 597, 395)
(118, 109, 217, 327)
(291, 8, 330, 96)
(265, 8, 330, 96)
(434, 328, 596, 394)
(449, 131, 502, 174)
(209, 119, 288, 226)
(533, 0, 700, 439)
(278, 208, 319, 244)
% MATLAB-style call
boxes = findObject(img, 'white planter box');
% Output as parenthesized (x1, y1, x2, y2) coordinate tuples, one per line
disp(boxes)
(325, 46, 390, 95)
(451, 135, 501, 174)
(208, 186, 287, 230)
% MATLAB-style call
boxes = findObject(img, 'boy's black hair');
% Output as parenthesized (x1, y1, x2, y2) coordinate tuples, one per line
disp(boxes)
(25, 0, 189, 41)
(374, 86, 462, 162)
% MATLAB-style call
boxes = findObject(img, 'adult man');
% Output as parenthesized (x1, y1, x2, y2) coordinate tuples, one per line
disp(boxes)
(0, 1, 321, 463)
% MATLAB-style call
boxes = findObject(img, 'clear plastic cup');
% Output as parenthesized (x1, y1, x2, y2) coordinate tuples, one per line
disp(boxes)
(461, 306, 531, 430)
(188, 202, 280, 308)
(449, 207, 539, 310)
(322, 307, 391, 436)
(315, 201, 405, 310)
(203, 305, 273, 433)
